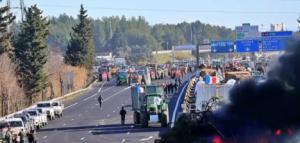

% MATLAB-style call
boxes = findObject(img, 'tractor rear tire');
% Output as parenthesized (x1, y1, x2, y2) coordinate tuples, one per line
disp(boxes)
(133, 111, 140, 125)
(141, 113, 148, 128)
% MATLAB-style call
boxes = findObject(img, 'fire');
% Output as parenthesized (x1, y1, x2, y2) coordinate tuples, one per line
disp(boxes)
(212, 135, 223, 143)
(275, 129, 282, 136)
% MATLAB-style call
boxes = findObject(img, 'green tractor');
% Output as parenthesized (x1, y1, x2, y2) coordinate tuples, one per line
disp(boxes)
(131, 85, 169, 127)
(117, 70, 129, 86)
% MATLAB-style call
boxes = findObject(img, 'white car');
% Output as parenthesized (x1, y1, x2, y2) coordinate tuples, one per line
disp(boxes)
(52, 101, 64, 117)
(36, 101, 56, 120)
(4, 118, 25, 142)
(25, 110, 43, 129)
(36, 108, 48, 126)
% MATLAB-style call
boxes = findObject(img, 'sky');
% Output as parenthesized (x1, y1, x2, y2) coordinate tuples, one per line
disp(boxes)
(8, 0, 300, 31)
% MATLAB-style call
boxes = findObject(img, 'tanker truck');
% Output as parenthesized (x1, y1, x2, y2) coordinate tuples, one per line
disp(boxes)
(131, 84, 169, 127)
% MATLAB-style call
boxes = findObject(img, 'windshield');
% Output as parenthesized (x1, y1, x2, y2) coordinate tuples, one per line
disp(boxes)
(37, 103, 51, 107)
(37, 109, 43, 113)
(27, 111, 37, 116)
(52, 102, 59, 106)
(0, 122, 9, 129)
(147, 96, 162, 105)
(8, 121, 23, 127)
(119, 72, 127, 76)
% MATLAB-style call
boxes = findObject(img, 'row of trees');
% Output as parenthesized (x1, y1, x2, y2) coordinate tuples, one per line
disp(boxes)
(0, 4, 93, 107)
(48, 14, 235, 62)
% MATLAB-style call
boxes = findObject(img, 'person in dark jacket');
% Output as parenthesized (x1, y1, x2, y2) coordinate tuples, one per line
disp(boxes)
(98, 95, 103, 108)
(27, 128, 36, 143)
(120, 107, 127, 125)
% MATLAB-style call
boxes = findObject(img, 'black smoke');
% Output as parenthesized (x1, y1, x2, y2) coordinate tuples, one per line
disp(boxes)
(214, 40, 300, 139)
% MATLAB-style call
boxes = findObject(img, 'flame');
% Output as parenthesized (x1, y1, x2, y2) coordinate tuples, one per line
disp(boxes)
(212, 135, 223, 143)
(275, 129, 282, 136)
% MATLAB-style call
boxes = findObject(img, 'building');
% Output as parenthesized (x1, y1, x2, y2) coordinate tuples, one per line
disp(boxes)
(235, 23, 259, 40)
(270, 23, 285, 31)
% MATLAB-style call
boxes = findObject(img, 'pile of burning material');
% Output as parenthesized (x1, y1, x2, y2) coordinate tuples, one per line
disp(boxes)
(161, 40, 300, 143)
(213, 40, 300, 143)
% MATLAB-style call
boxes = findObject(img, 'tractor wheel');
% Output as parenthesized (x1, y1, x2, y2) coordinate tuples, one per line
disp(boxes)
(133, 111, 140, 125)
(140, 113, 148, 128)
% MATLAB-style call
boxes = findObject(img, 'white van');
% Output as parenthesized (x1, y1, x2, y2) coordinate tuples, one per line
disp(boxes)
(25, 110, 43, 129)
(4, 118, 25, 141)
(36, 101, 55, 120)
(52, 101, 64, 117)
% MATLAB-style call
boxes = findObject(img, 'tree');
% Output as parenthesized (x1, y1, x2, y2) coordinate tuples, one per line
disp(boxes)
(64, 4, 95, 70)
(14, 5, 49, 104)
(0, 6, 15, 55)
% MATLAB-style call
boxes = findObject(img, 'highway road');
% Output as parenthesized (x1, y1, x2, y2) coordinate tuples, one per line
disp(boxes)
(36, 75, 190, 143)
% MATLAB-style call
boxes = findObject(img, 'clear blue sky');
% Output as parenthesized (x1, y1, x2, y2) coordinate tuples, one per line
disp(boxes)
(14, 0, 300, 31)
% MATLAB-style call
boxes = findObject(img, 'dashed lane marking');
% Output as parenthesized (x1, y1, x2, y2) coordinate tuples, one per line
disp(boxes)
(140, 136, 153, 142)
(64, 102, 78, 109)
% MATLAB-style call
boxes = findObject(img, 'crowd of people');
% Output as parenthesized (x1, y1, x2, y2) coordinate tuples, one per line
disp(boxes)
(4, 127, 36, 143)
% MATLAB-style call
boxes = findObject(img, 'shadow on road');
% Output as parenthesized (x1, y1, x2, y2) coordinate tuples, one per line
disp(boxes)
(38, 123, 168, 135)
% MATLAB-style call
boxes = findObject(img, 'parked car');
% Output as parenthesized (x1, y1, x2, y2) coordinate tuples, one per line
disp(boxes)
(36, 101, 56, 120)
(4, 118, 25, 142)
(25, 110, 43, 129)
(52, 101, 64, 117)
(14, 113, 33, 133)
(36, 108, 48, 126)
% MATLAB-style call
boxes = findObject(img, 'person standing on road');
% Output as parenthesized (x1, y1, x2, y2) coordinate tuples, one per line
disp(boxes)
(98, 95, 103, 108)
(18, 129, 25, 143)
(5, 127, 12, 143)
(27, 128, 36, 143)
(119, 107, 127, 125)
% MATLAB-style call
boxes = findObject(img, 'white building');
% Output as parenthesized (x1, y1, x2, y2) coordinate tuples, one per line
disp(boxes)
(270, 23, 285, 31)
(235, 23, 259, 40)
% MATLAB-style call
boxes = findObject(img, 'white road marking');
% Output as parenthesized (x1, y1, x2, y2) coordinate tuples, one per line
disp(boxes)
(80, 137, 85, 140)
(140, 136, 153, 141)
(98, 81, 107, 93)
(43, 136, 47, 139)
(171, 82, 188, 128)
(63, 123, 66, 126)
(122, 139, 126, 142)
(65, 102, 78, 109)
(71, 118, 74, 121)
(113, 110, 115, 113)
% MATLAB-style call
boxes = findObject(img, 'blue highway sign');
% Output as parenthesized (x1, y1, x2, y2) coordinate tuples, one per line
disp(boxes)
(236, 39, 259, 52)
(262, 37, 289, 51)
(211, 40, 234, 53)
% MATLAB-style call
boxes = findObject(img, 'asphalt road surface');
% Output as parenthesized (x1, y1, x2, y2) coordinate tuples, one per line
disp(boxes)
(37, 75, 190, 143)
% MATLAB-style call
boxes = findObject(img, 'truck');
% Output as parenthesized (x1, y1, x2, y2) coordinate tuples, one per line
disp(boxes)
(98, 66, 112, 81)
(117, 70, 129, 86)
(131, 85, 169, 127)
